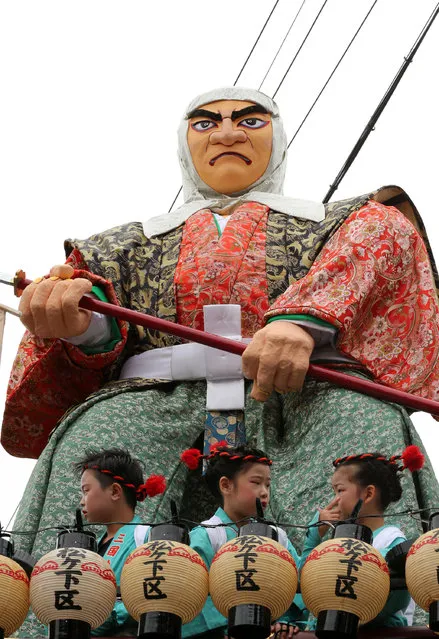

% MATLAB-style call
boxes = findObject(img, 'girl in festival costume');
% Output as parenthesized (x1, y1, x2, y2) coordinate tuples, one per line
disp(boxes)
(180, 443, 307, 639)
(301, 445, 425, 629)
(75, 448, 166, 637)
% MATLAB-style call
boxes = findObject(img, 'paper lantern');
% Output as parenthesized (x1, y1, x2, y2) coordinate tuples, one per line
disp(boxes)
(406, 527, 439, 631)
(30, 546, 117, 636)
(120, 538, 208, 638)
(0, 551, 30, 638)
(301, 525, 390, 639)
(209, 533, 298, 639)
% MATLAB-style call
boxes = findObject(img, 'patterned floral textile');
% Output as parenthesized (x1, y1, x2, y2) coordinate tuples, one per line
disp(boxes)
(266, 200, 439, 398)
(202, 409, 246, 459)
(176, 202, 270, 336)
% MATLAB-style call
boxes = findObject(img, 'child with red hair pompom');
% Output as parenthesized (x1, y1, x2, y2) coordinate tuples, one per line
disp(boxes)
(301, 445, 425, 629)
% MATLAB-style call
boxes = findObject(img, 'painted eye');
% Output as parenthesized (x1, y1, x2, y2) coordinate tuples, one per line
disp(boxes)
(239, 118, 268, 129)
(191, 120, 217, 132)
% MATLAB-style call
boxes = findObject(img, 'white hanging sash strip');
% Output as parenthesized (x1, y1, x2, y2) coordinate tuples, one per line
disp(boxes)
(119, 304, 248, 410)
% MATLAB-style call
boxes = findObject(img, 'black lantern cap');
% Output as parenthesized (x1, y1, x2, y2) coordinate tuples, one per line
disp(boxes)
(56, 530, 97, 551)
(56, 509, 97, 551)
(150, 501, 190, 544)
(316, 610, 359, 638)
(332, 522, 372, 544)
(138, 611, 181, 639)
(11, 549, 37, 578)
(429, 512, 439, 530)
(429, 602, 439, 632)
(386, 538, 415, 577)
(0, 535, 13, 558)
(240, 499, 278, 540)
(149, 523, 189, 544)
(49, 619, 91, 639)
(228, 604, 271, 639)
(331, 500, 372, 544)
(240, 521, 277, 539)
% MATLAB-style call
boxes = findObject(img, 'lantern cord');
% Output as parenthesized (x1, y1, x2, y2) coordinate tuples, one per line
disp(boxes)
(322, 2, 439, 202)
(287, 0, 379, 149)
(257, 0, 307, 91)
(4, 507, 439, 537)
(348, 498, 364, 522)
(271, 0, 329, 99)
(75, 508, 84, 532)
(170, 499, 179, 524)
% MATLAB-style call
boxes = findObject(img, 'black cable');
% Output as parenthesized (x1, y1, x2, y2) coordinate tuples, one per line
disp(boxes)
(272, 0, 330, 100)
(4, 506, 437, 537)
(167, 0, 282, 212)
(323, 1, 439, 202)
(258, 0, 307, 91)
(234, 0, 281, 86)
(287, 0, 379, 149)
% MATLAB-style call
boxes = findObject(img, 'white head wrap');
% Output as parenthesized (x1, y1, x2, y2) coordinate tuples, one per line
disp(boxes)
(144, 87, 324, 237)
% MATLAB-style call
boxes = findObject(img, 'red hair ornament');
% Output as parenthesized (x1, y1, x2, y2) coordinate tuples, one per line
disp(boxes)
(84, 464, 166, 502)
(333, 445, 425, 473)
(180, 441, 272, 470)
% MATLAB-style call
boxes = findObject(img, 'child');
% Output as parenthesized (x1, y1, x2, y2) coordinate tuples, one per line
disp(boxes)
(301, 445, 425, 629)
(75, 447, 166, 637)
(180, 443, 308, 639)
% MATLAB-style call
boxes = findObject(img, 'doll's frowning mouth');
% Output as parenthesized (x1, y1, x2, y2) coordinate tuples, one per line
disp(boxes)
(209, 152, 252, 166)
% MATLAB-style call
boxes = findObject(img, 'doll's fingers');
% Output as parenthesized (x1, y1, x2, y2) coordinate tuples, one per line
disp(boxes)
(18, 280, 42, 333)
(242, 332, 265, 381)
(50, 264, 75, 279)
(250, 381, 272, 402)
(54, 279, 93, 336)
(43, 278, 92, 337)
(28, 277, 62, 337)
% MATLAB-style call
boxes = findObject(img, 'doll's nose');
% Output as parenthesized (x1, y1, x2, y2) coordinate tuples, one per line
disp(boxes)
(210, 118, 247, 145)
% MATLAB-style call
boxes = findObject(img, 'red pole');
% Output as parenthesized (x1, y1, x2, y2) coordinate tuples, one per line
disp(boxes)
(16, 276, 439, 417)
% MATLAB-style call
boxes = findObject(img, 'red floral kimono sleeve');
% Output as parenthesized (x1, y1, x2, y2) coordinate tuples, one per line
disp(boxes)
(1, 248, 128, 458)
(265, 200, 439, 399)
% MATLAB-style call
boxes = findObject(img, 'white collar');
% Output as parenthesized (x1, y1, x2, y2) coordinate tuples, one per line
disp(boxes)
(143, 192, 324, 237)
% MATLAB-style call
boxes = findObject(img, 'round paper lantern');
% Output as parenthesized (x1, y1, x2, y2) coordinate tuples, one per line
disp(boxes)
(0, 552, 30, 637)
(120, 539, 208, 638)
(30, 546, 116, 636)
(209, 534, 298, 639)
(301, 527, 390, 639)
(406, 527, 439, 631)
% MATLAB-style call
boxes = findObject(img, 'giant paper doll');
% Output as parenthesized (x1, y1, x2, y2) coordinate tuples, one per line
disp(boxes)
(3, 87, 439, 560)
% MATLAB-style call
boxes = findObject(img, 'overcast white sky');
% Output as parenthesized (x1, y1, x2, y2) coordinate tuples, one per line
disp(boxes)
(1, 0, 439, 527)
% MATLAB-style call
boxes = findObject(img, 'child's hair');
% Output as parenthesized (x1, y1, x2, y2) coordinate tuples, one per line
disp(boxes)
(181, 442, 272, 503)
(332, 445, 425, 511)
(75, 447, 166, 509)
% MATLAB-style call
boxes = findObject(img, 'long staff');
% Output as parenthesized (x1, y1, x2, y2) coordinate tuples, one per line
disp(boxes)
(3, 270, 439, 418)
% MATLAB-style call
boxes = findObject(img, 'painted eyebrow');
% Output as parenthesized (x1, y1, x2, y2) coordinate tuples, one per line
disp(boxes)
(231, 104, 269, 120)
(187, 108, 222, 121)
(187, 104, 269, 122)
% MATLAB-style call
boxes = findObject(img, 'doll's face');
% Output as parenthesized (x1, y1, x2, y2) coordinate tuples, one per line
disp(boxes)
(187, 99, 273, 195)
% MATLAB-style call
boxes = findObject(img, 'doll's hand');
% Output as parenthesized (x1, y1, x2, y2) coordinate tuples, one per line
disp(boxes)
(19, 264, 93, 338)
(242, 321, 314, 402)
(317, 496, 342, 537)
(270, 621, 300, 637)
